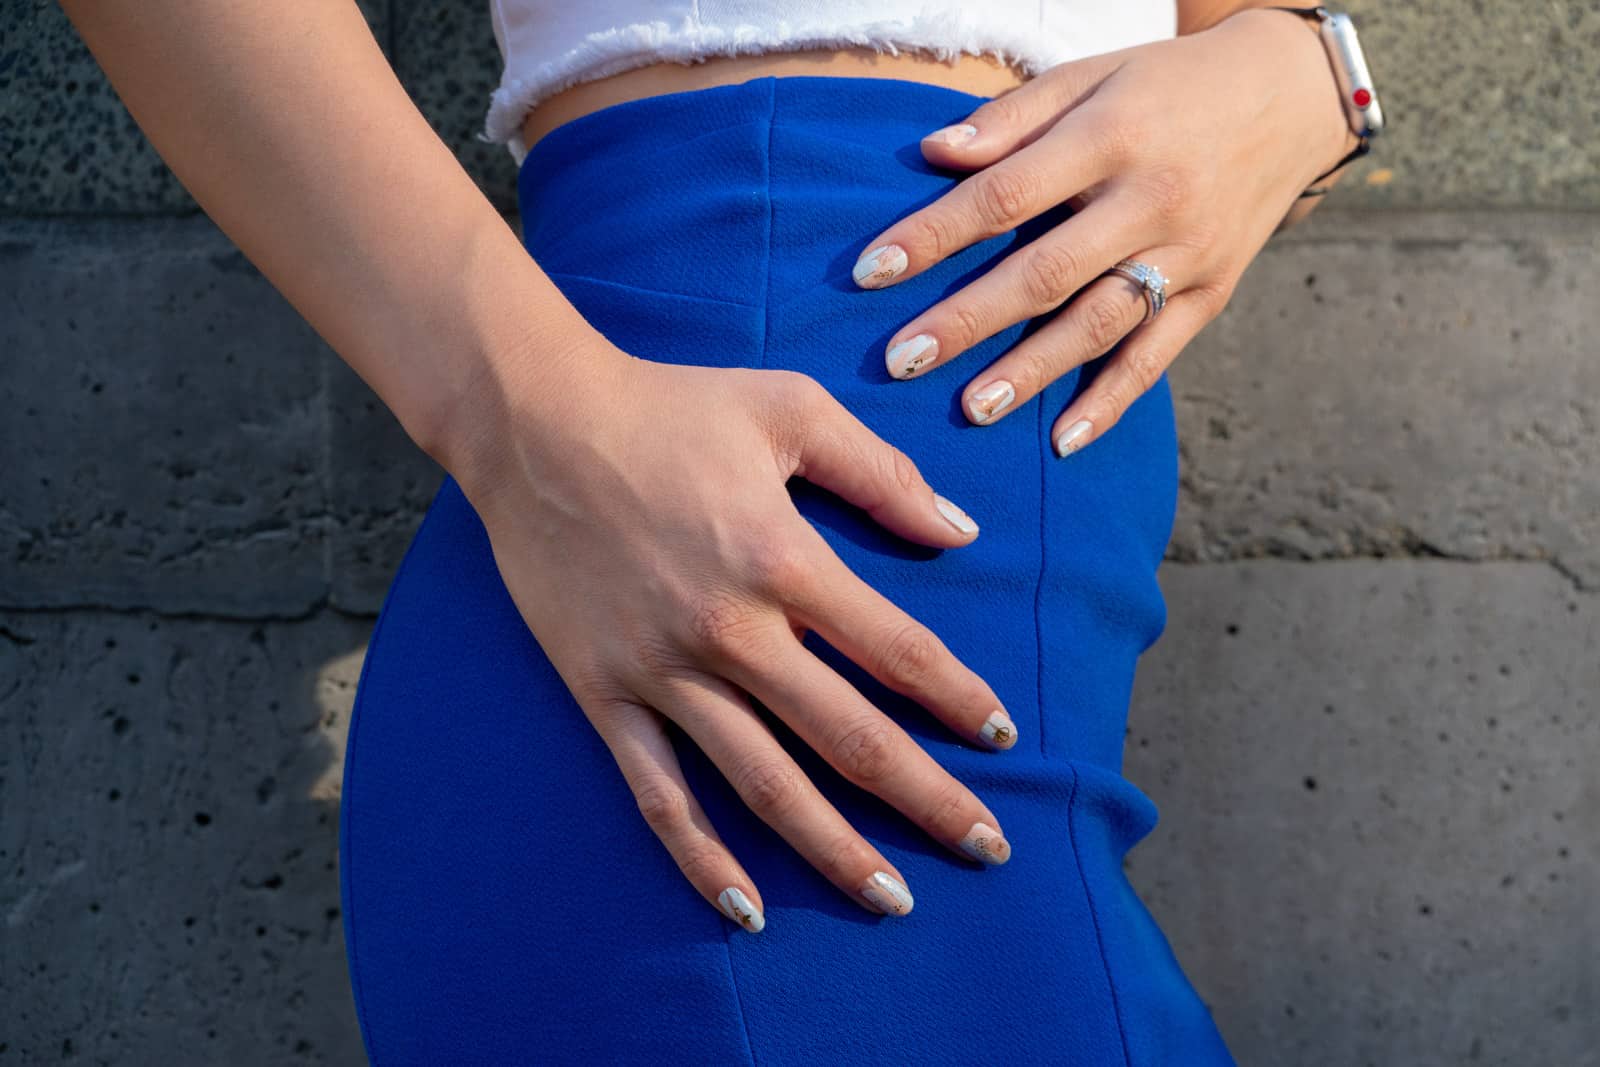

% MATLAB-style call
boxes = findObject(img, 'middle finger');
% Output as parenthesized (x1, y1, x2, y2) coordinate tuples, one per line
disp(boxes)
(880, 194, 1147, 381)
(716, 624, 1015, 869)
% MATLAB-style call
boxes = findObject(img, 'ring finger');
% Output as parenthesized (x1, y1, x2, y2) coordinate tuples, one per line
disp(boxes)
(642, 666, 920, 917)
(959, 248, 1186, 427)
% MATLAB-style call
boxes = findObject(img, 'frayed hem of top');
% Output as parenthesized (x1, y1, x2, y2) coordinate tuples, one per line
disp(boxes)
(480, 14, 1069, 168)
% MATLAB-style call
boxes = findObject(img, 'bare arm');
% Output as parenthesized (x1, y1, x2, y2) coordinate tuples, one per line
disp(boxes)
(58, 0, 1024, 929)
(56, 0, 606, 478)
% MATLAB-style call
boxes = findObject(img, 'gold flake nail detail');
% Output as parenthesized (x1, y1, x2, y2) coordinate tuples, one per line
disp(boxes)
(859, 871, 914, 916)
(968, 380, 1016, 424)
(886, 333, 939, 379)
(959, 821, 1011, 865)
(717, 887, 765, 933)
(853, 244, 908, 289)
(979, 709, 1017, 750)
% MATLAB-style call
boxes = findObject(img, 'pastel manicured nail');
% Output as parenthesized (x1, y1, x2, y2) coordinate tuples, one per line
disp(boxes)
(853, 243, 908, 289)
(959, 821, 1012, 865)
(933, 492, 978, 535)
(860, 870, 914, 916)
(978, 709, 1018, 750)
(923, 123, 978, 147)
(886, 333, 938, 379)
(967, 380, 1016, 424)
(717, 886, 765, 933)
(1053, 419, 1094, 458)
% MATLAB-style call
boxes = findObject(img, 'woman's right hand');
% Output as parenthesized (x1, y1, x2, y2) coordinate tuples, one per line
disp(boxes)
(453, 338, 1018, 931)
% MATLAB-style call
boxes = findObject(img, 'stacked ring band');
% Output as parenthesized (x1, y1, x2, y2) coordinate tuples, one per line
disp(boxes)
(1106, 258, 1168, 323)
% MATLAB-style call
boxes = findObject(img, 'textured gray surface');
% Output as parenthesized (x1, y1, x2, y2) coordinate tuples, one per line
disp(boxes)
(0, 611, 369, 1064)
(3, 1, 1597, 214)
(1167, 210, 1600, 588)
(1338, 0, 1600, 208)
(3, 1, 1598, 1062)
(0, 0, 390, 216)
(0, 217, 445, 619)
(1125, 560, 1599, 1067)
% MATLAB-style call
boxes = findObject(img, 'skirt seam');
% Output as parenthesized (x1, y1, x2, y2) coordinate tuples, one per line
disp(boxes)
(711, 76, 781, 1067)
(1065, 762, 1138, 1067)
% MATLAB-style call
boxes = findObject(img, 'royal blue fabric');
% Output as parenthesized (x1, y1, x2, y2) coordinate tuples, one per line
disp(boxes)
(340, 75, 1235, 1066)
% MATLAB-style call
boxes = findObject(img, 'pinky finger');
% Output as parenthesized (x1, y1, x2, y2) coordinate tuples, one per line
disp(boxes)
(1048, 291, 1217, 458)
(589, 695, 768, 933)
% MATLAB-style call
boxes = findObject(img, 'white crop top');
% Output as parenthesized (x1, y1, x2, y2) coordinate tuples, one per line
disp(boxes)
(483, 1, 1177, 165)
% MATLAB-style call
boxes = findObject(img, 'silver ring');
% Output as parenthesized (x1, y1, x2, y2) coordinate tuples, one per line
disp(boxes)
(1105, 258, 1168, 324)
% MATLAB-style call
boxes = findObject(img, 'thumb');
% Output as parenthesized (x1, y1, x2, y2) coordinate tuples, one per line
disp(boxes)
(918, 52, 1125, 169)
(778, 376, 980, 548)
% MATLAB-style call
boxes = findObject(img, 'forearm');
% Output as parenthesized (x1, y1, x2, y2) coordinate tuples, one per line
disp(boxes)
(1176, 0, 1360, 229)
(57, 0, 613, 478)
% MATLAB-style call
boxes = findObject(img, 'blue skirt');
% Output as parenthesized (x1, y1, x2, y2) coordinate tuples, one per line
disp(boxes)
(340, 75, 1235, 1066)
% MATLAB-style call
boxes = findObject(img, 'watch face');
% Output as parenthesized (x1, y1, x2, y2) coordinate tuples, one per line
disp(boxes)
(1324, 13, 1384, 136)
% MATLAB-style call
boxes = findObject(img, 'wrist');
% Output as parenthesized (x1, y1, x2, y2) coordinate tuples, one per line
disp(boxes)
(419, 315, 636, 504)
(1213, 7, 1362, 193)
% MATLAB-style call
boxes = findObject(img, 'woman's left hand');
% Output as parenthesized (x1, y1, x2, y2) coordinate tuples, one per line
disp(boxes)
(850, 8, 1360, 456)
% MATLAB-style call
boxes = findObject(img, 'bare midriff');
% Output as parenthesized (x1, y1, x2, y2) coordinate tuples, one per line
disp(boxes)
(520, 46, 1029, 153)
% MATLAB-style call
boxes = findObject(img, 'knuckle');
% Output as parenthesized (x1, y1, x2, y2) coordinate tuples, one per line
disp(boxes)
(732, 756, 807, 819)
(1021, 242, 1082, 309)
(674, 839, 727, 887)
(745, 534, 812, 598)
(1125, 342, 1169, 394)
(976, 92, 1028, 132)
(972, 166, 1039, 233)
(813, 832, 873, 882)
(905, 212, 957, 262)
(633, 772, 693, 832)
(829, 717, 901, 786)
(1141, 163, 1192, 223)
(921, 779, 971, 833)
(947, 302, 986, 350)
(886, 446, 923, 497)
(683, 592, 764, 661)
(1080, 291, 1134, 353)
(875, 621, 943, 688)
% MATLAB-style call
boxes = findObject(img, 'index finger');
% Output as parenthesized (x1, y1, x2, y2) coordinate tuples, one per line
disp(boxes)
(851, 106, 1115, 291)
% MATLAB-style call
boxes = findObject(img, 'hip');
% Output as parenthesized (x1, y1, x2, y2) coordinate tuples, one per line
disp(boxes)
(515, 73, 1181, 770)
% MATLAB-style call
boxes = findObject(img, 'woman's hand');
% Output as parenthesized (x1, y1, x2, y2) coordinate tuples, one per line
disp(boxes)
(455, 342, 1018, 931)
(850, 8, 1360, 455)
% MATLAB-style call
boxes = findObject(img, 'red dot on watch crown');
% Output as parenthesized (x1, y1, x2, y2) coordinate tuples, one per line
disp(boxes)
(1352, 88, 1373, 108)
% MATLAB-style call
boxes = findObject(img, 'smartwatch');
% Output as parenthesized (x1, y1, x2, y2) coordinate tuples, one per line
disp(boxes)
(1269, 6, 1386, 196)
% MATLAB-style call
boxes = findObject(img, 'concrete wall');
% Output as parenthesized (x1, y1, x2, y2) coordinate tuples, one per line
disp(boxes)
(3, 1, 1596, 1063)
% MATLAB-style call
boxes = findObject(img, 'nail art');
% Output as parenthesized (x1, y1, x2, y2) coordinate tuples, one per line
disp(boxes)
(978, 709, 1018, 750)
(859, 871, 914, 916)
(853, 244, 908, 289)
(886, 333, 939, 379)
(923, 123, 979, 147)
(967, 380, 1016, 424)
(933, 492, 978, 535)
(1053, 419, 1094, 458)
(717, 886, 765, 933)
(959, 821, 1012, 866)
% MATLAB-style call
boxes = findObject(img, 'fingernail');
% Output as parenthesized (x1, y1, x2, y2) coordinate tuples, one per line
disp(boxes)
(1053, 419, 1094, 458)
(860, 870, 914, 916)
(959, 821, 1012, 865)
(886, 333, 939, 379)
(923, 123, 978, 147)
(853, 243, 908, 289)
(967, 379, 1016, 424)
(932, 492, 978, 535)
(978, 709, 1018, 750)
(717, 886, 765, 933)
